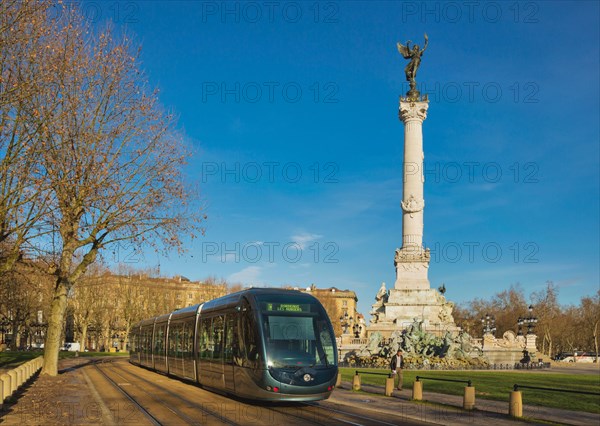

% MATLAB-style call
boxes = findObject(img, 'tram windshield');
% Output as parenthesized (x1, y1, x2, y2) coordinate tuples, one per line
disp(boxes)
(256, 294, 336, 369)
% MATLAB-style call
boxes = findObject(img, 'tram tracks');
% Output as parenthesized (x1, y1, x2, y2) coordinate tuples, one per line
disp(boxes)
(303, 401, 411, 426)
(91, 360, 163, 426)
(93, 359, 238, 425)
(94, 359, 429, 426)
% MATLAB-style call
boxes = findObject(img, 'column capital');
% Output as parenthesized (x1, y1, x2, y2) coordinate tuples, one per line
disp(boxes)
(399, 99, 429, 123)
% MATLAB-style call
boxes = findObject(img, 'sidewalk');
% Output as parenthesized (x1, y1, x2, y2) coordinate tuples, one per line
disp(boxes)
(332, 381, 599, 426)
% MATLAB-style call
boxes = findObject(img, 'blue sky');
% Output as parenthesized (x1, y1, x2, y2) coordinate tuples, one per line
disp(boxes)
(96, 1, 599, 320)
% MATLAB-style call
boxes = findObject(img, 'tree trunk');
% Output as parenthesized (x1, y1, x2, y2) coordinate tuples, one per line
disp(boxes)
(42, 279, 69, 376)
(594, 321, 599, 364)
(81, 323, 88, 352)
(9, 320, 19, 351)
(123, 329, 129, 352)
(541, 335, 546, 355)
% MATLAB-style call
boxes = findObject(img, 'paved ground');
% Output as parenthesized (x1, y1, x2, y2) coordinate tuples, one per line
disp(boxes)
(1, 357, 598, 425)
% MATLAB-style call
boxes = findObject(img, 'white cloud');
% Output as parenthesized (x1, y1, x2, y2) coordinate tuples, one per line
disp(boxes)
(228, 266, 263, 285)
(291, 232, 323, 250)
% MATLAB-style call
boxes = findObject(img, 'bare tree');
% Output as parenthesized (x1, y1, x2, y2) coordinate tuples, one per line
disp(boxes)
(0, 262, 53, 349)
(22, 7, 203, 376)
(0, 1, 55, 274)
(579, 291, 600, 362)
(70, 264, 111, 351)
(455, 284, 528, 338)
(531, 281, 561, 357)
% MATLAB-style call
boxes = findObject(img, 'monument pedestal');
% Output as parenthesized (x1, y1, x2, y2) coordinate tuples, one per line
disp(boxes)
(369, 287, 459, 337)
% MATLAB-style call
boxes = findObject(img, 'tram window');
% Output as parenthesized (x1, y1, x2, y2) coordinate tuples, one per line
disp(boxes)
(181, 322, 187, 358)
(155, 325, 165, 355)
(224, 315, 234, 363)
(169, 323, 182, 357)
(262, 315, 337, 368)
(267, 316, 315, 340)
(144, 328, 152, 354)
(213, 316, 224, 360)
(184, 321, 194, 359)
(199, 317, 212, 359)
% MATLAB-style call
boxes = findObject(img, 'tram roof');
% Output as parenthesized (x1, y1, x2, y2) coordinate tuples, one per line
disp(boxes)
(133, 288, 311, 327)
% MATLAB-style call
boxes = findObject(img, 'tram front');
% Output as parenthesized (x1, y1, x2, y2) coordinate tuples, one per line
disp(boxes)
(255, 292, 338, 401)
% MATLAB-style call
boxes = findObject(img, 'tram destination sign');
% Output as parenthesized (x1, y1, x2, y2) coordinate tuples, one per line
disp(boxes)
(263, 302, 310, 313)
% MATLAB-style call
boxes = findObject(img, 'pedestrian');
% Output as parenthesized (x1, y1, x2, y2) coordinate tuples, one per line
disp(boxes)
(390, 349, 404, 390)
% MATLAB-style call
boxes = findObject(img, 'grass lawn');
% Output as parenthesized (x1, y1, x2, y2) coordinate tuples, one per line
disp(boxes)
(340, 367, 600, 414)
(0, 350, 129, 369)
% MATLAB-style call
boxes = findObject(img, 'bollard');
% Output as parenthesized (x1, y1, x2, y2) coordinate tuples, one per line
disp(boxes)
(336, 372, 342, 387)
(16, 366, 24, 388)
(385, 376, 394, 396)
(463, 386, 475, 410)
(0, 373, 9, 410)
(509, 391, 523, 417)
(412, 379, 423, 401)
(352, 372, 361, 391)
(7, 370, 17, 394)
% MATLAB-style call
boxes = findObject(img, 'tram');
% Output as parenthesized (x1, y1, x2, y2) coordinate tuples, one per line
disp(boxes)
(129, 288, 338, 401)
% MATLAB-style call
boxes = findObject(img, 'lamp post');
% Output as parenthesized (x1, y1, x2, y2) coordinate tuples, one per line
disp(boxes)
(523, 305, 538, 335)
(481, 313, 496, 337)
(517, 317, 524, 336)
(518, 305, 538, 335)
(352, 323, 362, 338)
(339, 311, 351, 335)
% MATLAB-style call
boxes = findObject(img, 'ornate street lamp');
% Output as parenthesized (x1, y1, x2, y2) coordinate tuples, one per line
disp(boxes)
(352, 323, 362, 338)
(517, 317, 524, 336)
(517, 305, 538, 335)
(524, 305, 538, 334)
(481, 313, 496, 337)
(339, 311, 351, 334)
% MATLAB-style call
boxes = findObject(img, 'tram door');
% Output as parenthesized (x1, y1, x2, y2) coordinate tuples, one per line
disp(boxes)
(224, 314, 235, 392)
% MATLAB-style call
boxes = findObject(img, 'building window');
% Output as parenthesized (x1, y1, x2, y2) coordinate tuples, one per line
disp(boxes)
(188, 293, 193, 300)
(343, 300, 347, 307)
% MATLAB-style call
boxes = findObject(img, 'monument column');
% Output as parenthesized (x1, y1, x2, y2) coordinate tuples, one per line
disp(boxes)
(399, 100, 428, 249)
(394, 98, 431, 291)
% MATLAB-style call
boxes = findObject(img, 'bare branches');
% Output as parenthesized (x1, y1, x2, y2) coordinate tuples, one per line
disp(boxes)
(1, 2, 203, 375)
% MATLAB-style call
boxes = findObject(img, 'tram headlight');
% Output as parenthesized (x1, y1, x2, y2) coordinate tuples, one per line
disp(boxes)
(303, 373, 312, 382)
